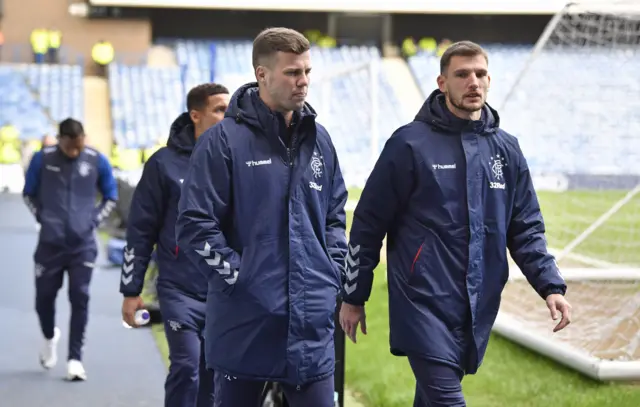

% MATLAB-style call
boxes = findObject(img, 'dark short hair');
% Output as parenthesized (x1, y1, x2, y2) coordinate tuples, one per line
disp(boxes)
(186, 83, 229, 112)
(59, 118, 84, 139)
(252, 27, 310, 69)
(440, 41, 489, 75)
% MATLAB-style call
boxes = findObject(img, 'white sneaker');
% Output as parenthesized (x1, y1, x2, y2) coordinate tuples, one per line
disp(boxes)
(66, 359, 87, 381)
(39, 327, 60, 369)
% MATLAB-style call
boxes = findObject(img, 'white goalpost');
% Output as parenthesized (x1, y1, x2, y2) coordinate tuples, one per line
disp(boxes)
(494, 0, 640, 381)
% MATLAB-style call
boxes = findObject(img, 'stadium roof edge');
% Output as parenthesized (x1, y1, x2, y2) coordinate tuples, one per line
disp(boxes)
(88, 0, 567, 14)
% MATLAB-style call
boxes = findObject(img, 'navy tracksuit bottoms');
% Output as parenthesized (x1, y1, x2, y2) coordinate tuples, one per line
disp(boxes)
(213, 372, 335, 407)
(158, 285, 214, 407)
(34, 243, 96, 361)
(409, 356, 466, 407)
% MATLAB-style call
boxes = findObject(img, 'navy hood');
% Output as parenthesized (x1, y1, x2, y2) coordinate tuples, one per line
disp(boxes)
(225, 82, 317, 132)
(167, 112, 196, 154)
(415, 89, 499, 134)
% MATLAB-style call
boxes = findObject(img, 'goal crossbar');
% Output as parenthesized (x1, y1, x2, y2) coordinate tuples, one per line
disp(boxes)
(494, 313, 640, 381)
(497, 267, 640, 381)
(565, 1, 640, 14)
(507, 266, 640, 281)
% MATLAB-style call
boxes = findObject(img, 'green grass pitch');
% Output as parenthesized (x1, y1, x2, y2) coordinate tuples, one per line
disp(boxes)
(147, 187, 640, 406)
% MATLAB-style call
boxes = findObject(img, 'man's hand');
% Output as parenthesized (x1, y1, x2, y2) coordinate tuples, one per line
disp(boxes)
(546, 293, 572, 332)
(122, 296, 145, 328)
(339, 302, 367, 343)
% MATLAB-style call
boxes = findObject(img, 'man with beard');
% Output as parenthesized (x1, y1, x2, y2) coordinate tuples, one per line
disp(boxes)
(176, 27, 348, 407)
(338, 41, 573, 406)
(120, 83, 230, 407)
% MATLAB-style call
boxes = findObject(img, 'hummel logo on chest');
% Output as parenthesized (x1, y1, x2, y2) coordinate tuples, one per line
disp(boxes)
(246, 158, 272, 167)
(432, 163, 456, 170)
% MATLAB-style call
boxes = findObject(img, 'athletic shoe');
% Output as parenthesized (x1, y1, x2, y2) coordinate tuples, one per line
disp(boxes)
(66, 359, 87, 381)
(39, 327, 60, 369)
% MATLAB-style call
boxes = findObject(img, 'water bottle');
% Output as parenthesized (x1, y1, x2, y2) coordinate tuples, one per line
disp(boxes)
(122, 309, 151, 328)
(134, 309, 150, 325)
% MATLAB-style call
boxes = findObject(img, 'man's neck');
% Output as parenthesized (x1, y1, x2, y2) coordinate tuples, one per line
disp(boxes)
(194, 126, 203, 141)
(445, 98, 482, 121)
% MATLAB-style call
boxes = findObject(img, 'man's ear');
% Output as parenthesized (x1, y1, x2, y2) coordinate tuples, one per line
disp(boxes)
(255, 65, 267, 84)
(436, 74, 446, 92)
(189, 110, 199, 124)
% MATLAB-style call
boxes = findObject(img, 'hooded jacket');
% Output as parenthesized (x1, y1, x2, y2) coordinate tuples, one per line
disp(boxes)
(342, 90, 566, 374)
(176, 83, 348, 385)
(120, 113, 207, 300)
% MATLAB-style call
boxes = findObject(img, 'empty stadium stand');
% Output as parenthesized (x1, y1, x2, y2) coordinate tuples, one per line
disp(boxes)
(26, 64, 84, 124)
(110, 40, 410, 186)
(108, 64, 184, 149)
(0, 66, 55, 140)
(409, 44, 640, 175)
(408, 44, 531, 106)
(0, 63, 84, 141)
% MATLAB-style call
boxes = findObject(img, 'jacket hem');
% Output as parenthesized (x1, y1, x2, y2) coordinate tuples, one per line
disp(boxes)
(206, 363, 335, 386)
(391, 347, 463, 372)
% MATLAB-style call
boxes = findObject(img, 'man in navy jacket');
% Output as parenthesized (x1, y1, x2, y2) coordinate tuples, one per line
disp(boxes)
(339, 41, 573, 406)
(23, 118, 118, 381)
(176, 28, 348, 407)
(120, 83, 230, 407)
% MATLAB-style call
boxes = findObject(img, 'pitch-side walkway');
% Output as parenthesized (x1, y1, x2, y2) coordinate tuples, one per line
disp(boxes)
(0, 194, 165, 406)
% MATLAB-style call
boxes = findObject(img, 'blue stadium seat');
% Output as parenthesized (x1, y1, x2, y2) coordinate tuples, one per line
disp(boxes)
(25, 64, 84, 123)
(0, 65, 56, 140)
(108, 64, 184, 148)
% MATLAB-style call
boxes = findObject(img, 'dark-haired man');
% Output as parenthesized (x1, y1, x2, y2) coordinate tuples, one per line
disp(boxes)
(339, 41, 572, 406)
(23, 118, 118, 381)
(120, 83, 230, 407)
(176, 28, 347, 407)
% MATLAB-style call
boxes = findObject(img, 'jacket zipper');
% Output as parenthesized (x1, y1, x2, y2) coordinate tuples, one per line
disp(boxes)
(286, 129, 297, 380)
(65, 163, 73, 247)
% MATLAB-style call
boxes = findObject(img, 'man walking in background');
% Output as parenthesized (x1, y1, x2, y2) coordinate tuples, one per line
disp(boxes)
(23, 118, 118, 381)
(176, 27, 348, 407)
(120, 83, 230, 407)
(339, 41, 572, 406)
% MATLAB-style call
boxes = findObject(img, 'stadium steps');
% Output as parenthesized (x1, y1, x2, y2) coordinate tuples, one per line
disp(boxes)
(146, 45, 178, 67)
(381, 57, 424, 116)
(83, 76, 113, 156)
(0, 194, 165, 406)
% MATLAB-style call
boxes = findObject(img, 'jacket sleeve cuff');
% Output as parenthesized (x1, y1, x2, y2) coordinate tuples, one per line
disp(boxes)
(341, 297, 366, 306)
(542, 285, 566, 298)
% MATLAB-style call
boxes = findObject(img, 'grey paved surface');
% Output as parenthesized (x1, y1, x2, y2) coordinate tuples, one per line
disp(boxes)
(0, 194, 165, 406)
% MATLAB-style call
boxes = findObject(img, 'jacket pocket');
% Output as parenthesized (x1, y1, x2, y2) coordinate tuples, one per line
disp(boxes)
(235, 237, 287, 310)
(236, 244, 256, 290)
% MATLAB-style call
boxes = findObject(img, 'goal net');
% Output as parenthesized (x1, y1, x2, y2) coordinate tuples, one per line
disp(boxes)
(495, 1, 640, 381)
